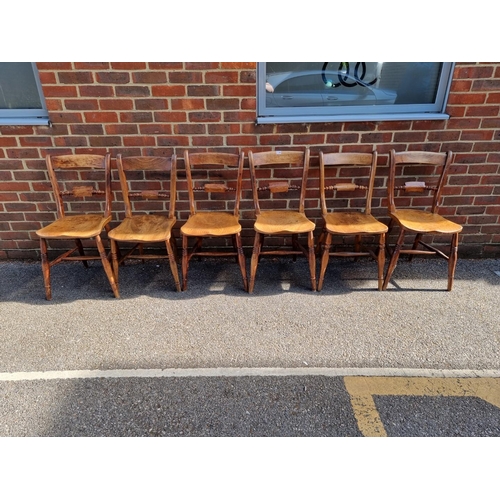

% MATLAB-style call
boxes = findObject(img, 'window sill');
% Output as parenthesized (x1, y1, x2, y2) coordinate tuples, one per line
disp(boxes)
(256, 112, 450, 125)
(0, 117, 51, 126)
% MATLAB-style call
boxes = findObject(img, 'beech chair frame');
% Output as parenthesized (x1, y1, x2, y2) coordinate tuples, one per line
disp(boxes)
(382, 149, 463, 291)
(316, 150, 388, 291)
(107, 154, 181, 294)
(180, 151, 248, 292)
(248, 149, 316, 293)
(35, 153, 119, 300)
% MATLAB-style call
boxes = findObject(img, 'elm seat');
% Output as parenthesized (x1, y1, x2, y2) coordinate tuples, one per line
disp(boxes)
(180, 151, 247, 292)
(36, 214, 112, 239)
(316, 151, 388, 292)
(35, 153, 119, 300)
(254, 211, 315, 235)
(107, 154, 181, 293)
(181, 212, 242, 238)
(248, 149, 316, 293)
(388, 209, 463, 234)
(382, 150, 463, 291)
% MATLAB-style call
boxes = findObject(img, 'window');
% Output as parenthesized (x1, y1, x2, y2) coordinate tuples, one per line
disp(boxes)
(256, 62, 455, 124)
(0, 62, 49, 125)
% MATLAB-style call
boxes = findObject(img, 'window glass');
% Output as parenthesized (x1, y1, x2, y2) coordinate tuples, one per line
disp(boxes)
(0, 62, 49, 125)
(257, 62, 454, 123)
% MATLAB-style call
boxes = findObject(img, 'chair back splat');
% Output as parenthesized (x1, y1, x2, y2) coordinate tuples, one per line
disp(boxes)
(382, 149, 463, 291)
(317, 150, 388, 291)
(247, 149, 316, 293)
(107, 154, 181, 294)
(180, 151, 247, 292)
(35, 153, 119, 300)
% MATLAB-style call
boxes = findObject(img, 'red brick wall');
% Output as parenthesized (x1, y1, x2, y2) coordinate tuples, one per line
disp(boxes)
(0, 62, 499, 259)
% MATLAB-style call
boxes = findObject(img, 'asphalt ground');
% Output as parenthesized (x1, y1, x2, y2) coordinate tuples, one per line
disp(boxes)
(0, 257, 499, 497)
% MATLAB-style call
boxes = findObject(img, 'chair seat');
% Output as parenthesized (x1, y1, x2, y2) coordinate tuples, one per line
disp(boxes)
(36, 214, 111, 239)
(181, 212, 241, 237)
(254, 210, 315, 235)
(108, 214, 176, 243)
(324, 212, 387, 235)
(390, 209, 463, 234)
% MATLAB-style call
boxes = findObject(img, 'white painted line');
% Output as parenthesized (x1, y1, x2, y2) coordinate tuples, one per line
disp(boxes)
(0, 367, 499, 382)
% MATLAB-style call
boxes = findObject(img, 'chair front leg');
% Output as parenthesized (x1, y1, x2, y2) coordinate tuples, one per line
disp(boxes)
(377, 232, 386, 291)
(249, 232, 263, 293)
(110, 238, 120, 284)
(307, 231, 317, 292)
(382, 228, 405, 291)
(95, 234, 120, 298)
(447, 232, 459, 291)
(40, 238, 52, 301)
(235, 233, 248, 292)
(317, 232, 332, 292)
(166, 237, 181, 292)
(181, 234, 189, 291)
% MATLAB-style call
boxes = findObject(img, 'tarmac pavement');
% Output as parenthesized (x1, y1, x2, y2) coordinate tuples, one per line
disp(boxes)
(0, 256, 499, 438)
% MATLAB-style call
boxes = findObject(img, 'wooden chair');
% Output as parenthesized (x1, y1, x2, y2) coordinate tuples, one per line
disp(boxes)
(180, 151, 247, 291)
(107, 154, 181, 293)
(35, 153, 119, 300)
(316, 150, 388, 291)
(382, 150, 463, 291)
(248, 149, 316, 293)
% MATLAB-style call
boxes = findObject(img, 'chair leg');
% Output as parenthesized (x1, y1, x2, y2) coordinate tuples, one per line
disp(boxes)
(385, 218, 394, 256)
(95, 234, 120, 298)
(110, 239, 119, 284)
(248, 232, 263, 293)
(40, 238, 52, 301)
(181, 234, 189, 291)
(308, 231, 317, 292)
(447, 232, 459, 291)
(235, 232, 248, 292)
(292, 234, 298, 262)
(317, 232, 332, 292)
(315, 228, 326, 256)
(409, 233, 422, 262)
(382, 228, 405, 290)
(378, 232, 386, 291)
(75, 239, 89, 268)
(166, 237, 181, 292)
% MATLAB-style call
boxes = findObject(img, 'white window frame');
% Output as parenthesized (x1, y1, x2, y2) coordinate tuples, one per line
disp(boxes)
(256, 62, 455, 124)
(0, 62, 50, 126)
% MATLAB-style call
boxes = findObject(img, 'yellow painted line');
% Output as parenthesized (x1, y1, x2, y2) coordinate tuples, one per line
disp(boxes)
(344, 377, 500, 437)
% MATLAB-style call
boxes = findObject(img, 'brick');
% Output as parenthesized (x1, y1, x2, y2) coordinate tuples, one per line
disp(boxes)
(119, 112, 153, 123)
(115, 86, 150, 97)
(64, 99, 99, 110)
(134, 99, 169, 110)
(171, 98, 205, 110)
(58, 71, 94, 84)
(153, 112, 187, 122)
(223, 85, 255, 97)
(37, 63, 73, 70)
(260, 135, 291, 146)
(206, 98, 240, 110)
(139, 124, 172, 135)
(43, 85, 78, 98)
(105, 124, 139, 135)
(456, 66, 494, 79)
(188, 85, 220, 97)
(205, 72, 239, 84)
(96, 72, 130, 84)
(149, 63, 184, 70)
(84, 112, 118, 123)
(111, 63, 147, 70)
(19, 136, 53, 148)
(152, 85, 186, 97)
(192, 136, 224, 147)
(189, 112, 221, 122)
(123, 136, 156, 147)
(99, 99, 134, 110)
(169, 72, 203, 84)
(7, 149, 39, 159)
(133, 72, 168, 84)
(79, 85, 115, 98)
(465, 105, 500, 116)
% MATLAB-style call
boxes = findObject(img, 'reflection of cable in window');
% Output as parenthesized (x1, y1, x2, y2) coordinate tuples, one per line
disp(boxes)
(322, 62, 378, 88)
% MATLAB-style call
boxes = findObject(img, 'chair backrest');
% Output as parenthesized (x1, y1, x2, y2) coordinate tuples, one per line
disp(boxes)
(183, 151, 245, 218)
(45, 153, 112, 219)
(388, 150, 453, 214)
(248, 149, 310, 216)
(319, 151, 378, 217)
(116, 154, 177, 220)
